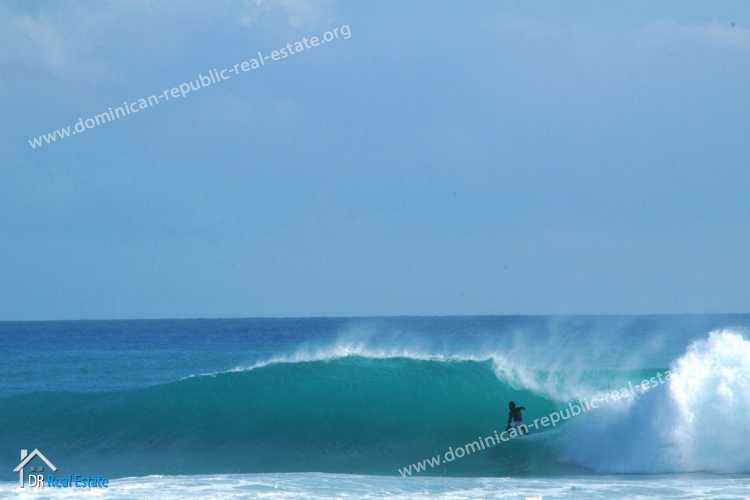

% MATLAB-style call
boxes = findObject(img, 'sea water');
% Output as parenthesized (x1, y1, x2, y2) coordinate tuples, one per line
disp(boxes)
(1, 315, 749, 498)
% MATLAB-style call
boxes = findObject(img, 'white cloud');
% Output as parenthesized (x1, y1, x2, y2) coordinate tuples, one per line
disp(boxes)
(0, 2, 148, 77)
(240, 0, 336, 29)
(0, 8, 67, 72)
(642, 21, 750, 51)
(0, 0, 337, 76)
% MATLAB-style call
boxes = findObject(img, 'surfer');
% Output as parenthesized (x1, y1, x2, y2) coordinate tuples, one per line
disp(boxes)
(506, 401, 527, 434)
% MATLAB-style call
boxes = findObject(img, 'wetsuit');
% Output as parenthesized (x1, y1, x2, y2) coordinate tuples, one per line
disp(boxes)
(507, 406, 526, 431)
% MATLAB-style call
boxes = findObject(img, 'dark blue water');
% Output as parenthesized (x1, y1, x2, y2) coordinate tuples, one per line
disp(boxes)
(2, 315, 746, 396)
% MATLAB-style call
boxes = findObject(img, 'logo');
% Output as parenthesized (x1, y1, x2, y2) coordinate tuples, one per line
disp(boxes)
(13, 449, 56, 488)
(12, 448, 108, 489)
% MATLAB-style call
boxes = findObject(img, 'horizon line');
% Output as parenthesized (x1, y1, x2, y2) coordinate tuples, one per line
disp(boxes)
(1, 310, 749, 323)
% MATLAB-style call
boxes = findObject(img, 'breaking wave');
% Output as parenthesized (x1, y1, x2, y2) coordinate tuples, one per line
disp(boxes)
(0, 330, 748, 478)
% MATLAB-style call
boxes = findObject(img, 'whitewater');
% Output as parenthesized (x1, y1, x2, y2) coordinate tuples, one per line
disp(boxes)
(0, 315, 749, 498)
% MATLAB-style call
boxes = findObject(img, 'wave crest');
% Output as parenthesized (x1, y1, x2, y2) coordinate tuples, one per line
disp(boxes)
(561, 329, 750, 473)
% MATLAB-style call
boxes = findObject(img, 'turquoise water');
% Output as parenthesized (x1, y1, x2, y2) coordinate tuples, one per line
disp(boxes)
(1, 315, 749, 497)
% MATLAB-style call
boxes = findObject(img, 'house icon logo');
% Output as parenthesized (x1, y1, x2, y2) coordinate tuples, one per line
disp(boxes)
(13, 448, 57, 488)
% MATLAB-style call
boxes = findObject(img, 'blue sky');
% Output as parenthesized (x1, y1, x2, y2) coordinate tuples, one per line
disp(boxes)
(1, 0, 748, 320)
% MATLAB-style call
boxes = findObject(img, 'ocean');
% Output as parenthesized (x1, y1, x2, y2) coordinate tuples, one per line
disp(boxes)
(1, 315, 749, 498)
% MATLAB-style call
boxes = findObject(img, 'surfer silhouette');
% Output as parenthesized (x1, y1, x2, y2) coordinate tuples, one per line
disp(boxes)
(506, 401, 527, 434)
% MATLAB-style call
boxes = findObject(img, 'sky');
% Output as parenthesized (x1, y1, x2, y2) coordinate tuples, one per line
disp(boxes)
(1, 0, 748, 320)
